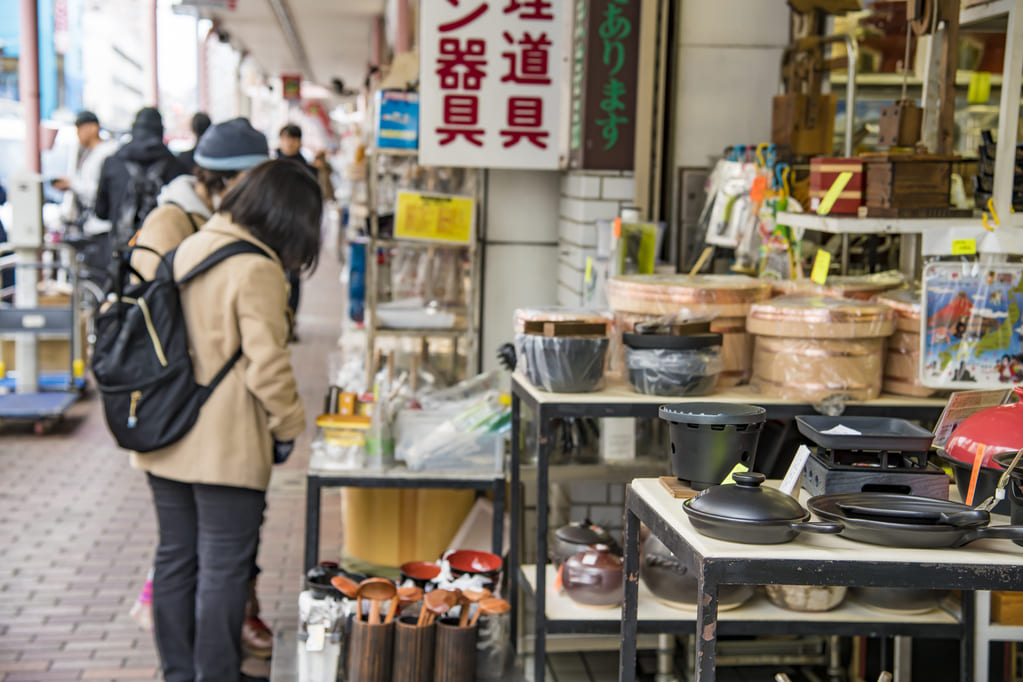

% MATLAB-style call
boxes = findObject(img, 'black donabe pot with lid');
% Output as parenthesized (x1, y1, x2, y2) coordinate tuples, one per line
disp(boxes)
(683, 472, 843, 544)
(623, 332, 723, 397)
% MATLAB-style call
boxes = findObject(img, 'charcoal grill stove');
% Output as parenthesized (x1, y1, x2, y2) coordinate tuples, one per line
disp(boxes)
(795, 415, 950, 499)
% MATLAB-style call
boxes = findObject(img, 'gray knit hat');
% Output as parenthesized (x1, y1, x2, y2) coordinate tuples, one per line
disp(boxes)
(194, 118, 269, 171)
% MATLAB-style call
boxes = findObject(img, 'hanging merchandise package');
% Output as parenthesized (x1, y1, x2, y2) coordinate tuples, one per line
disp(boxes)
(613, 221, 662, 275)
(705, 159, 758, 248)
(920, 261, 1023, 389)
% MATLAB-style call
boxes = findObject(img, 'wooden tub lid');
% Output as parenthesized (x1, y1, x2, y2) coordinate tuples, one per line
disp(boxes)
(747, 295, 896, 339)
(770, 270, 906, 301)
(608, 274, 771, 316)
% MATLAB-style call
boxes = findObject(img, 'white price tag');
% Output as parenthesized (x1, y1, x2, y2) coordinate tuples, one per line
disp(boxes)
(780, 445, 812, 497)
(306, 623, 326, 652)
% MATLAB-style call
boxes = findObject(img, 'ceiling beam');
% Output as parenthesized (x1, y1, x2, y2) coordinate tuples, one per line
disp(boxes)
(267, 0, 316, 83)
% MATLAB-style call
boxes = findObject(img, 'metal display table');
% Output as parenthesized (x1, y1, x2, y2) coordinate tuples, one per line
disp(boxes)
(619, 478, 1023, 682)
(508, 373, 948, 682)
(304, 466, 506, 572)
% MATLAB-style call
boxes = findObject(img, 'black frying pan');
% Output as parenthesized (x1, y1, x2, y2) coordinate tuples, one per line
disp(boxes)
(808, 493, 1023, 549)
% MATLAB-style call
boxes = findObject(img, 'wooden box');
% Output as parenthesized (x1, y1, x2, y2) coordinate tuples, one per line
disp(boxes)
(810, 157, 864, 214)
(772, 93, 837, 157)
(878, 100, 923, 148)
(863, 154, 958, 217)
(991, 591, 1023, 625)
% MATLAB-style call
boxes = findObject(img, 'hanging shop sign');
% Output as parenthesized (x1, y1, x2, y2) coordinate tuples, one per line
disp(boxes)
(419, 0, 564, 169)
(281, 74, 302, 102)
(568, 0, 641, 171)
(394, 191, 475, 244)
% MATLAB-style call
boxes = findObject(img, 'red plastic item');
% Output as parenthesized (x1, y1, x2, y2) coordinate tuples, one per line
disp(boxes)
(945, 387, 1023, 468)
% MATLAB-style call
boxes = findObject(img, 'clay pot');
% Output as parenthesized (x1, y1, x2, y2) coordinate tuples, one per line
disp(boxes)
(550, 520, 620, 566)
(640, 535, 754, 611)
(562, 544, 623, 609)
(765, 584, 847, 612)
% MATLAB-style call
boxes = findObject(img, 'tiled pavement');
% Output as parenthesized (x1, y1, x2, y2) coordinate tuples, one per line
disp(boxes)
(0, 248, 345, 681)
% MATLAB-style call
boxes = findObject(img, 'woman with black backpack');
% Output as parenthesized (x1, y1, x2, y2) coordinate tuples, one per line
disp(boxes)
(132, 160, 321, 682)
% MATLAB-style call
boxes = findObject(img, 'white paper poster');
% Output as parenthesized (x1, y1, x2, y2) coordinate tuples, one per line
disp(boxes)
(419, 0, 563, 169)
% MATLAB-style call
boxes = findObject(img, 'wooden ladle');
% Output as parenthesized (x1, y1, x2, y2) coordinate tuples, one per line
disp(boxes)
(469, 597, 510, 627)
(330, 575, 360, 600)
(460, 588, 492, 627)
(418, 588, 458, 626)
(387, 585, 423, 624)
(358, 578, 396, 624)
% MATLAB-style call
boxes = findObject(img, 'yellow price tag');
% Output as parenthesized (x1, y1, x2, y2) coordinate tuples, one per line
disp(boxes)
(811, 249, 832, 285)
(816, 171, 854, 216)
(968, 72, 992, 105)
(720, 461, 749, 485)
(584, 257, 593, 284)
(951, 238, 977, 256)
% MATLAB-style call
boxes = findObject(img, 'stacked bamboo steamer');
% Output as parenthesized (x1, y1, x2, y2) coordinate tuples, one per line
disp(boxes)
(608, 275, 771, 387)
(747, 296, 896, 402)
(875, 289, 935, 397)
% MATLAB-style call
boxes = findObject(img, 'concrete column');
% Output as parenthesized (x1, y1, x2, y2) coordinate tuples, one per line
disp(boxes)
(147, 0, 158, 107)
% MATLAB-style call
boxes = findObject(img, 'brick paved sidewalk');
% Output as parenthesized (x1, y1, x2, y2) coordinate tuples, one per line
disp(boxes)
(0, 251, 344, 681)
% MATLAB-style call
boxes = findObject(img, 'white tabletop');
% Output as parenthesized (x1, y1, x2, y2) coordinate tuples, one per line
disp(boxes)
(629, 478, 1023, 567)
(512, 373, 948, 410)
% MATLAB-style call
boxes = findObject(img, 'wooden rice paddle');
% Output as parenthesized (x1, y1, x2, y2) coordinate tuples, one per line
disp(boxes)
(387, 586, 423, 624)
(330, 575, 360, 600)
(460, 588, 491, 627)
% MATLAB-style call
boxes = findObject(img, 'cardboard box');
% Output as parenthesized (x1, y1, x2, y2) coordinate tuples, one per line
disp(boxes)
(810, 157, 865, 215)
(0, 291, 83, 373)
(991, 591, 1023, 625)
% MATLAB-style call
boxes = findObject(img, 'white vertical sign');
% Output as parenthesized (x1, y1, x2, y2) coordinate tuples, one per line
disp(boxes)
(419, 0, 563, 169)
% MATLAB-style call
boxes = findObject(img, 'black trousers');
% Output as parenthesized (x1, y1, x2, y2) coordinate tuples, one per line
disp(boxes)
(287, 269, 301, 318)
(148, 474, 265, 682)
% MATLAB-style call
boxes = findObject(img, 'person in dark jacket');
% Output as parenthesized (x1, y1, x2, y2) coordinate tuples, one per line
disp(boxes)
(176, 112, 212, 173)
(94, 107, 188, 247)
(274, 124, 313, 336)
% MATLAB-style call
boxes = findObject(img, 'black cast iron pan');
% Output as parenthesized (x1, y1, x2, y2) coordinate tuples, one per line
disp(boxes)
(808, 493, 1023, 549)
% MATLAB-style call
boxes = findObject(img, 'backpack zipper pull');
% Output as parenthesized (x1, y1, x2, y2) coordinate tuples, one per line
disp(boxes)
(128, 391, 142, 428)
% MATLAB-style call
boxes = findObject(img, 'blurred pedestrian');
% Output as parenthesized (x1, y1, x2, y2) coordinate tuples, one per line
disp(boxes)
(176, 112, 212, 173)
(52, 110, 118, 236)
(95, 107, 188, 249)
(312, 150, 335, 202)
(275, 123, 314, 173)
(137, 160, 320, 682)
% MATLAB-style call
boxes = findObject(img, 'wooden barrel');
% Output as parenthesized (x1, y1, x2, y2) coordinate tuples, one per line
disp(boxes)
(748, 296, 895, 402)
(391, 616, 435, 682)
(770, 271, 905, 301)
(433, 618, 477, 682)
(875, 290, 936, 397)
(347, 619, 394, 682)
(608, 275, 770, 388)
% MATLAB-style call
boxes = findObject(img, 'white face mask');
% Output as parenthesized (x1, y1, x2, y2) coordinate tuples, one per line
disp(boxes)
(211, 193, 223, 211)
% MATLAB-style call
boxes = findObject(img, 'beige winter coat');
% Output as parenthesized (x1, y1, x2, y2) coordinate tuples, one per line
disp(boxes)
(130, 214, 306, 491)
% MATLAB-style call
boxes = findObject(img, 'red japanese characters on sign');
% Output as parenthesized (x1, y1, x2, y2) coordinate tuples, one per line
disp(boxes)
(419, 0, 563, 169)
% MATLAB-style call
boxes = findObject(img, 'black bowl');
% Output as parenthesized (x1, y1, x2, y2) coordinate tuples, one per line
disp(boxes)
(517, 334, 608, 393)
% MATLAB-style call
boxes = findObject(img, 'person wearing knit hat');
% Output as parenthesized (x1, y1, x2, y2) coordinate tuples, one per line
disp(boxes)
(177, 112, 212, 172)
(131, 118, 269, 279)
(128, 117, 276, 664)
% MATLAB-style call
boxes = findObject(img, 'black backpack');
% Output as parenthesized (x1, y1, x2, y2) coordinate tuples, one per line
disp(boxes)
(114, 158, 168, 246)
(93, 241, 268, 452)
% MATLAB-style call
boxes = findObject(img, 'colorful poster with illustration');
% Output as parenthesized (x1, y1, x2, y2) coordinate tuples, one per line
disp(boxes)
(921, 262, 1023, 389)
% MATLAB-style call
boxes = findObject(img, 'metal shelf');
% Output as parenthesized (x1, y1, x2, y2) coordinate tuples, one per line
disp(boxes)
(830, 71, 1005, 88)
(368, 147, 418, 157)
(521, 564, 960, 637)
(519, 458, 669, 484)
(374, 237, 474, 249)
(779, 212, 968, 235)
(372, 326, 470, 338)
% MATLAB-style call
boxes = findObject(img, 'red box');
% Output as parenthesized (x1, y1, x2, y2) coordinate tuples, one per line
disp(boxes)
(809, 157, 865, 215)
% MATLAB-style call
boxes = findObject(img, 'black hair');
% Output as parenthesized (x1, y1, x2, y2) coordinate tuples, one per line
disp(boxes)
(279, 123, 302, 140)
(220, 160, 321, 273)
(192, 112, 212, 137)
(195, 166, 239, 196)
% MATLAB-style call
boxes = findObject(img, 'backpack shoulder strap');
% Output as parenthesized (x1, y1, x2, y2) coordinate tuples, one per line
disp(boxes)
(177, 241, 270, 286)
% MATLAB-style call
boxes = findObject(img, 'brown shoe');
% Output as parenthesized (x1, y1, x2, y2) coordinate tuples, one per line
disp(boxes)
(242, 615, 273, 659)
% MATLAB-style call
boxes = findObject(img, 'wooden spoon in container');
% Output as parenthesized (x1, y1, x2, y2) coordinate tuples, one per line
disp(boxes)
(469, 597, 510, 627)
(387, 586, 423, 624)
(330, 575, 360, 600)
(460, 588, 492, 626)
(422, 588, 459, 626)
(358, 578, 396, 625)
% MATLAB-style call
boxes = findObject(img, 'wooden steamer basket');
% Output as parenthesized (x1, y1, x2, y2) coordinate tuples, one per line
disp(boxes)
(608, 275, 771, 388)
(770, 271, 905, 301)
(747, 296, 896, 402)
(875, 289, 935, 397)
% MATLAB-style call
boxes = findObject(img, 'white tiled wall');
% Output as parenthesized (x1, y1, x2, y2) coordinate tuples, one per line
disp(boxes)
(557, 170, 635, 308)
